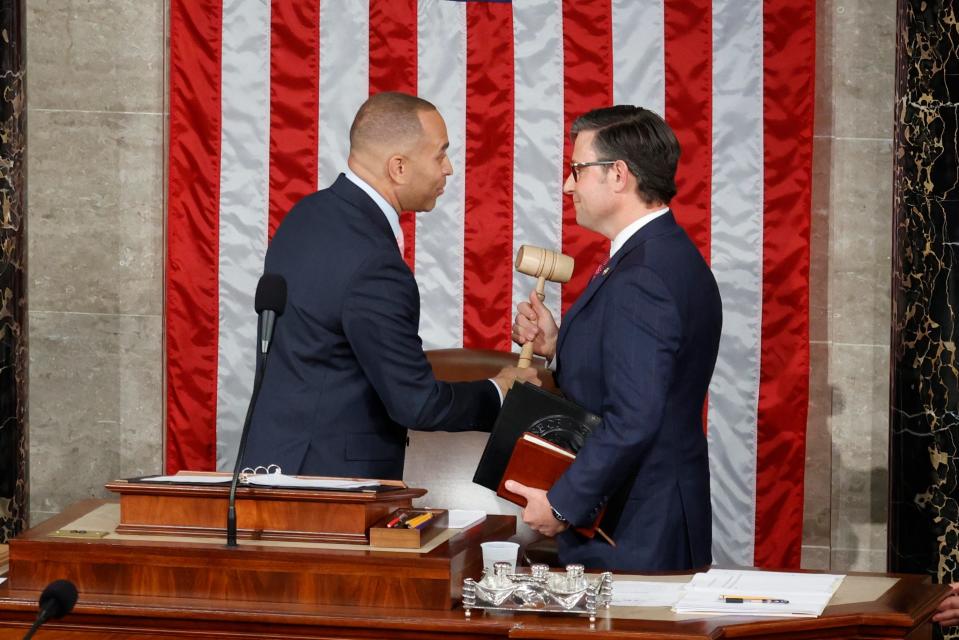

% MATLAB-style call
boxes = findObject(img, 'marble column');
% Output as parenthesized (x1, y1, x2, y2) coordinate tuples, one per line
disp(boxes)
(889, 0, 959, 588)
(0, 0, 28, 543)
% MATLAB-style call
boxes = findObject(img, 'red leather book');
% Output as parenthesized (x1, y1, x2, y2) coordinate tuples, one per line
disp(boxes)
(496, 432, 609, 541)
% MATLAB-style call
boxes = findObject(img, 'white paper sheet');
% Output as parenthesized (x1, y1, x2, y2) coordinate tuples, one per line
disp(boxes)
(612, 581, 686, 607)
(141, 474, 231, 484)
(244, 473, 379, 490)
(447, 509, 486, 529)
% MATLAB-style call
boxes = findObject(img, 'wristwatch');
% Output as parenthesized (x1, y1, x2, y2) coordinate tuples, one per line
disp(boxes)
(551, 507, 569, 524)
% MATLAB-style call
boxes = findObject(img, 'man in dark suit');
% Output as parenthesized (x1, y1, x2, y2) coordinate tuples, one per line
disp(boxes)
(508, 106, 722, 571)
(244, 92, 537, 480)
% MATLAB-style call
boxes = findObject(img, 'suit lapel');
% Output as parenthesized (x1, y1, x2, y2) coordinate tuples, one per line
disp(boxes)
(556, 211, 678, 356)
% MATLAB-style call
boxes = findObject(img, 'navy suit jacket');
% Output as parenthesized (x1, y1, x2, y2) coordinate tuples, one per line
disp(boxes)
(547, 212, 722, 571)
(243, 175, 500, 479)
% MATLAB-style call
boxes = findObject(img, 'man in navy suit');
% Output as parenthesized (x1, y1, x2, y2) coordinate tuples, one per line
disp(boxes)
(244, 92, 537, 480)
(508, 106, 722, 571)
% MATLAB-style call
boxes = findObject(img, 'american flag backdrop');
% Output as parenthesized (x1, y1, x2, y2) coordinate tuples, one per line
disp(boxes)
(166, 0, 814, 569)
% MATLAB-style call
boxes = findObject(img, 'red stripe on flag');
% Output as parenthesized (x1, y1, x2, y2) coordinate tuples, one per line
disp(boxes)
(369, 0, 417, 269)
(754, 0, 815, 569)
(561, 0, 613, 313)
(663, 0, 712, 261)
(166, 0, 222, 473)
(268, 1, 320, 238)
(462, 2, 514, 350)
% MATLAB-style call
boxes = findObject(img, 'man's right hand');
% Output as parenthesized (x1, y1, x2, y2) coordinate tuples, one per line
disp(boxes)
(492, 366, 541, 397)
(512, 290, 559, 361)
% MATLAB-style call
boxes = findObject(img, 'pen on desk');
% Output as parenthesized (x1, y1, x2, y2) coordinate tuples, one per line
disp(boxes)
(405, 512, 434, 529)
(721, 595, 790, 604)
(385, 512, 410, 528)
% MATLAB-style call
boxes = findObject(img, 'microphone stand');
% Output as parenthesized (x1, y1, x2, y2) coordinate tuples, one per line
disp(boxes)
(226, 327, 271, 548)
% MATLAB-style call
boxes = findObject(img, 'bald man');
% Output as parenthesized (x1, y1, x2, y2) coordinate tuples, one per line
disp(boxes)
(243, 92, 537, 480)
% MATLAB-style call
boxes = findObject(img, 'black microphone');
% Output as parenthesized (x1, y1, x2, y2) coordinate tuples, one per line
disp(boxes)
(227, 273, 287, 547)
(23, 579, 78, 640)
(255, 273, 287, 354)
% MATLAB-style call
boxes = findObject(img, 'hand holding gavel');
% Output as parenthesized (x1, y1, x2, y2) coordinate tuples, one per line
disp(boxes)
(513, 245, 573, 368)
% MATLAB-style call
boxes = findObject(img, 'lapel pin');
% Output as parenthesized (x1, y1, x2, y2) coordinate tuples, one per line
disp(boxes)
(602, 267, 610, 276)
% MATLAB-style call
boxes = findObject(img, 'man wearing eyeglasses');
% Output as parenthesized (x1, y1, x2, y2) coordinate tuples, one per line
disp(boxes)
(508, 106, 723, 571)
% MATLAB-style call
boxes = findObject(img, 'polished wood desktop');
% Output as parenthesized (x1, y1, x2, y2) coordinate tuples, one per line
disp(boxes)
(0, 499, 946, 639)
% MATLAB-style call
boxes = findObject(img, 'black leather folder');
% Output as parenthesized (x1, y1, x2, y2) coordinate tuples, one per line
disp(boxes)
(472, 381, 601, 491)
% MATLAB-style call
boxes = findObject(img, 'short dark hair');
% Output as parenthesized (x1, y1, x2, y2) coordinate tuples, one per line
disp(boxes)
(570, 106, 680, 205)
(349, 92, 438, 154)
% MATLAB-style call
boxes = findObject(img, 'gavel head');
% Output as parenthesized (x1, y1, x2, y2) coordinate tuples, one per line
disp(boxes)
(515, 245, 574, 284)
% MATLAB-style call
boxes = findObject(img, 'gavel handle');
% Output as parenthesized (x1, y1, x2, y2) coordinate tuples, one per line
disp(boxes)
(518, 341, 535, 369)
(534, 275, 546, 301)
(518, 276, 547, 368)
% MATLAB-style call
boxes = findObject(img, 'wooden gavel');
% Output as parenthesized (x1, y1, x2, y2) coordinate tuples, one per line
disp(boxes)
(514, 244, 574, 368)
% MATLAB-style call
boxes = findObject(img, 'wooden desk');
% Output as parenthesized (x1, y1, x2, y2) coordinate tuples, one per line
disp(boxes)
(0, 502, 946, 639)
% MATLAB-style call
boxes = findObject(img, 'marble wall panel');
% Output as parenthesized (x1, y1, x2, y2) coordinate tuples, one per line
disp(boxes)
(889, 0, 959, 584)
(27, 110, 163, 316)
(28, 310, 162, 523)
(24, 0, 166, 524)
(828, 138, 894, 273)
(831, 0, 897, 139)
(803, 341, 832, 570)
(26, 0, 164, 113)
(829, 343, 890, 572)
(810, 136, 831, 345)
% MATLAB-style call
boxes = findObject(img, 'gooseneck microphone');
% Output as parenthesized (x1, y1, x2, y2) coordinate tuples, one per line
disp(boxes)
(23, 579, 78, 639)
(226, 273, 287, 547)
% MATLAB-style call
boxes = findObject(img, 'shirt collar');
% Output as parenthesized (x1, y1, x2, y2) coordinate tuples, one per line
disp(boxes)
(609, 206, 670, 258)
(344, 169, 402, 239)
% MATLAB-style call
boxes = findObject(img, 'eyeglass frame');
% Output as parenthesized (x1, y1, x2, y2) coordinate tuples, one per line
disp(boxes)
(569, 160, 617, 182)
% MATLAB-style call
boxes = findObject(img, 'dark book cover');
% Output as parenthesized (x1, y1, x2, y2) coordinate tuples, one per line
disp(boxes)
(472, 381, 600, 492)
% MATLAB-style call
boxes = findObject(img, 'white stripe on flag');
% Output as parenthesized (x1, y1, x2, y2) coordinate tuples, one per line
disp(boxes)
(511, 0, 565, 341)
(318, 0, 369, 190)
(215, 0, 271, 470)
(707, 0, 765, 566)
(416, 0, 467, 350)
(612, 0, 665, 117)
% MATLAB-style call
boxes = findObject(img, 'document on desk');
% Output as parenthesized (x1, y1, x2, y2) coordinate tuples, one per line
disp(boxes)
(143, 474, 231, 484)
(612, 581, 686, 607)
(244, 473, 380, 490)
(672, 569, 845, 617)
(139, 473, 379, 490)
(446, 509, 486, 529)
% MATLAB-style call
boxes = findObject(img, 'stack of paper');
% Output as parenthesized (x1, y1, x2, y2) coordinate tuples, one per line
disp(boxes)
(244, 473, 378, 490)
(672, 569, 845, 617)
(140, 473, 379, 490)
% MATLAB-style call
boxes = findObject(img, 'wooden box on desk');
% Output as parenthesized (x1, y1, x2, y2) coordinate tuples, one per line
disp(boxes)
(105, 474, 424, 544)
(369, 508, 448, 549)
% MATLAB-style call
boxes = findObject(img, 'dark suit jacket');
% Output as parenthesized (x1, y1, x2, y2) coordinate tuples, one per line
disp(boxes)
(547, 212, 722, 571)
(243, 174, 500, 479)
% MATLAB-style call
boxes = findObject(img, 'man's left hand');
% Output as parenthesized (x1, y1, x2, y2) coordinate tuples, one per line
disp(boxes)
(505, 480, 568, 537)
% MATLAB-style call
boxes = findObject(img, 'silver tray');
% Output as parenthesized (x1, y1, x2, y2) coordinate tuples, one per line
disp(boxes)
(462, 562, 613, 623)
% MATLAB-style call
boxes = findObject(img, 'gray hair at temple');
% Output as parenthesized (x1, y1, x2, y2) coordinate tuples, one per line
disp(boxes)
(349, 92, 438, 155)
(571, 105, 681, 206)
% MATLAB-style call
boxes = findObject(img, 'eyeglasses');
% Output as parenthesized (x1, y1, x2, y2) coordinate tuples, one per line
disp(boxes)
(570, 160, 617, 182)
